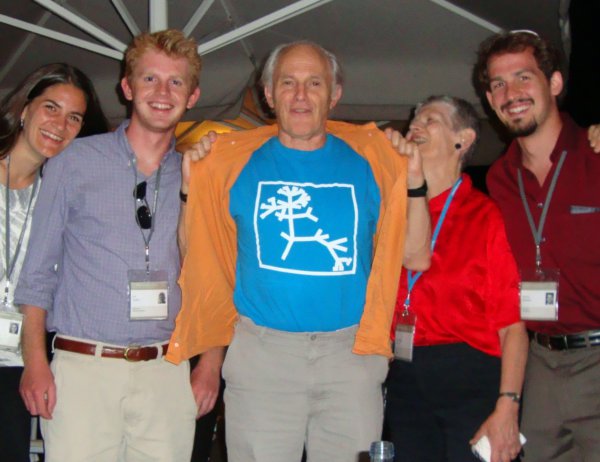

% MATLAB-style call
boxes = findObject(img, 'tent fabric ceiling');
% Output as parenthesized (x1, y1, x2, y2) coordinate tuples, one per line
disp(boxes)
(0, 0, 565, 125)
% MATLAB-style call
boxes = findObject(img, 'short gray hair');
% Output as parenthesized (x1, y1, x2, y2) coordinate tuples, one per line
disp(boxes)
(415, 95, 481, 168)
(261, 40, 343, 94)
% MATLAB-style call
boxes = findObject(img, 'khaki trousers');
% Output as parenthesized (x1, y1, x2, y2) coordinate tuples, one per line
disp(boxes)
(223, 316, 388, 462)
(522, 340, 600, 462)
(42, 340, 197, 462)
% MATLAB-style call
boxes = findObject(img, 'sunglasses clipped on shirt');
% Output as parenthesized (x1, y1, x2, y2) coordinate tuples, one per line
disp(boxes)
(133, 181, 152, 230)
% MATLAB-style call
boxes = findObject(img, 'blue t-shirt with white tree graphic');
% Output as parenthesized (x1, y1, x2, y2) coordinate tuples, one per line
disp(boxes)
(230, 134, 380, 332)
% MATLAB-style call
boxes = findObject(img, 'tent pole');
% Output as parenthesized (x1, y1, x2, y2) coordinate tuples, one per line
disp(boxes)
(198, 0, 334, 55)
(34, 0, 127, 51)
(149, 0, 168, 32)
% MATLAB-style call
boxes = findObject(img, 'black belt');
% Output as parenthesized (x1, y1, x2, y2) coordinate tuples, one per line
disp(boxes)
(531, 330, 600, 351)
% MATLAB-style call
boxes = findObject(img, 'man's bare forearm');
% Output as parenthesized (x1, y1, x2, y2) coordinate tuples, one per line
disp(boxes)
(21, 305, 48, 367)
(19, 304, 56, 418)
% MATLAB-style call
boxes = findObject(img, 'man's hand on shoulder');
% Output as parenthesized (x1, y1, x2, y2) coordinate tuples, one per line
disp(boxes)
(588, 124, 600, 153)
(181, 130, 219, 194)
(190, 346, 224, 419)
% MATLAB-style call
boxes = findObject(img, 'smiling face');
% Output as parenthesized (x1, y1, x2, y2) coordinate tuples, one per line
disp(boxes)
(407, 102, 461, 160)
(18, 83, 87, 160)
(264, 44, 342, 150)
(121, 48, 200, 134)
(485, 48, 562, 137)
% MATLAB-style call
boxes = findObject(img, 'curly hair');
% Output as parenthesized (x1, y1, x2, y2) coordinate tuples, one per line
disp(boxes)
(474, 31, 562, 95)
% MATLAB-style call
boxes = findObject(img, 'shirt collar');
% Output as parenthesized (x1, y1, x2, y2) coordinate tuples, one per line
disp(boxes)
(505, 112, 577, 168)
(428, 173, 472, 213)
(115, 119, 177, 168)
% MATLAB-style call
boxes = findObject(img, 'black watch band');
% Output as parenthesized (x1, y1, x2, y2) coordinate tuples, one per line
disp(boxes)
(407, 180, 428, 198)
(180, 190, 188, 203)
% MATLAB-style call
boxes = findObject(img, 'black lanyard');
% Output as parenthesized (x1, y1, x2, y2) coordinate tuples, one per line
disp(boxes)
(131, 158, 162, 274)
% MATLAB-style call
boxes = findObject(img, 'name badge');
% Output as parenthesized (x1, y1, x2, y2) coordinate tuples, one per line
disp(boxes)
(0, 311, 23, 352)
(128, 270, 169, 320)
(394, 311, 417, 362)
(520, 268, 559, 321)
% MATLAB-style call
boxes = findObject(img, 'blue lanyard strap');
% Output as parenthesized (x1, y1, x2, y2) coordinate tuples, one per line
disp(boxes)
(403, 177, 463, 313)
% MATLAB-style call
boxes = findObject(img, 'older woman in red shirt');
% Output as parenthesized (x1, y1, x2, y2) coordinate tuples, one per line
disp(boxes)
(384, 96, 528, 462)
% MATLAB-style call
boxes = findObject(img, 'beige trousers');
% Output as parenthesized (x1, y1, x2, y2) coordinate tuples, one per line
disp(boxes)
(521, 340, 600, 462)
(41, 343, 197, 462)
(222, 316, 389, 462)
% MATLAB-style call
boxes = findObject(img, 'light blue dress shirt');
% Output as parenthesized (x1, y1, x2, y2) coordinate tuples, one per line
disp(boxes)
(15, 121, 182, 345)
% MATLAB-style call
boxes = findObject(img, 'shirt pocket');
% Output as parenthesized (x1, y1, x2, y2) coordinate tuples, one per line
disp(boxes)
(557, 203, 600, 264)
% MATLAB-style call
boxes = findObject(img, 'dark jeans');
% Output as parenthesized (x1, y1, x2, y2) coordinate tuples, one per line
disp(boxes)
(384, 343, 500, 462)
(0, 366, 31, 462)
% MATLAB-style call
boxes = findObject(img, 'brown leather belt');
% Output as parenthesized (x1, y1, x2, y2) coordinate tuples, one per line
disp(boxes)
(532, 330, 600, 351)
(54, 337, 168, 362)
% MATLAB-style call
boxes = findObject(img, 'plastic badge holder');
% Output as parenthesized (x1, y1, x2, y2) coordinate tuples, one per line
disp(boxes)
(472, 434, 527, 462)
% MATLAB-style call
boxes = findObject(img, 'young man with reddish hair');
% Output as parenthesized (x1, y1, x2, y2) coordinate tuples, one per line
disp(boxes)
(16, 29, 215, 461)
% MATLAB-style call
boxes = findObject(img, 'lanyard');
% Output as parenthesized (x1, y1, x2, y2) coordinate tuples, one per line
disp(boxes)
(131, 158, 162, 274)
(3, 156, 40, 306)
(516, 150, 567, 269)
(403, 177, 463, 313)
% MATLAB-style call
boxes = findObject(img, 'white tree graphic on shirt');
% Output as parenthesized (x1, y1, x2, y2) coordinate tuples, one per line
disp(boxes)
(259, 185, 352, 271)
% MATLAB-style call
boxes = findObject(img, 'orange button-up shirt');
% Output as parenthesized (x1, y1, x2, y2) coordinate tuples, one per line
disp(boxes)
(167, 121, 408, 363)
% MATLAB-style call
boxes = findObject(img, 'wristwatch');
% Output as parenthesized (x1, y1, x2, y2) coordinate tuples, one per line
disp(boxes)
(498, 392, 521, 403)
(407, 180, 428, 198)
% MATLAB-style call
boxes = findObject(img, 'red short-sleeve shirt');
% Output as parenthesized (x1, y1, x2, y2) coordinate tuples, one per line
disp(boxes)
(393, 174, 520, 357)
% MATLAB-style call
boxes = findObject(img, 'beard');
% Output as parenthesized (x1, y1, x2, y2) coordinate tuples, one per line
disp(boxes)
(505, 117, 538, 138)
(499, 98, 539, 138)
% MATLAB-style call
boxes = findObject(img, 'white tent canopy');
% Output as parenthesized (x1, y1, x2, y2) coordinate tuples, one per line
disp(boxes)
(0, 0, 569, 164)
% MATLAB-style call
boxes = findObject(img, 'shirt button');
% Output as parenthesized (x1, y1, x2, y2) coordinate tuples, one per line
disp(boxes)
(537, 202, 544, 208)
(310, 334, 317, 341)
(174, 342, 179, 347)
